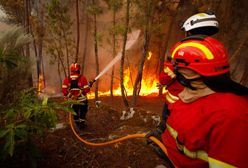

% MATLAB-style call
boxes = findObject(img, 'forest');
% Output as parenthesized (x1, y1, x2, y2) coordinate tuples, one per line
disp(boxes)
(0, 0, 248, 168)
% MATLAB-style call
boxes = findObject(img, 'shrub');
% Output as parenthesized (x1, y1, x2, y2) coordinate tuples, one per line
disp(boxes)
(0, 88, 72, 166)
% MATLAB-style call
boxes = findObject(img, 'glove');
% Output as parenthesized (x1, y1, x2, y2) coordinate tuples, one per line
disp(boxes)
(88, 79, 96, 87)
(145, 120, 166, 144)
(145, 127, 163, 144)
(156, 82, 164, 89)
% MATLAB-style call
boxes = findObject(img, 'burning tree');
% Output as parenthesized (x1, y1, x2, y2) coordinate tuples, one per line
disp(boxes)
(131, 0, 156, 106)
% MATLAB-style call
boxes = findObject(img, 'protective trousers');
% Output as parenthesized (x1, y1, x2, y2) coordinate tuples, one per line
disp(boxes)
(72, 102, 88, 129)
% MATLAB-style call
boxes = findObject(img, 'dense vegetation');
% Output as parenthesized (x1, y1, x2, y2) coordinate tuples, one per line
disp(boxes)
(0, 0, 247, 166)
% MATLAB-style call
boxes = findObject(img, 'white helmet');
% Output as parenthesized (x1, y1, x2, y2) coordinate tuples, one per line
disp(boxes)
(181, 12, 219, 36)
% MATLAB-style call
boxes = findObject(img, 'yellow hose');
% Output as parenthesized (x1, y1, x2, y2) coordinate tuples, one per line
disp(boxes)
(69, 113, 168, 156)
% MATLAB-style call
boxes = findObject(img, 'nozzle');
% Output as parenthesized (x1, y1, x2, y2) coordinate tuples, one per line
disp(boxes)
(88, 79, 96, 87)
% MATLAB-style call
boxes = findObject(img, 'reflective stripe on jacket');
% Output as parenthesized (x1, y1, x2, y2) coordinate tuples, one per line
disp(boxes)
(62, 74, 90, 101)
(166, 124, 235, 168)
(159, 65, 184, 104)
(161, 92, 248, 168)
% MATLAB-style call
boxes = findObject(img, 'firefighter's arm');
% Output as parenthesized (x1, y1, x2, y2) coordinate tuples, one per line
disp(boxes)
(80, 76, 90, 94)
(62, 77, 70, 97)
(159, 66, 175, 86)
(156, 82, 164, 89)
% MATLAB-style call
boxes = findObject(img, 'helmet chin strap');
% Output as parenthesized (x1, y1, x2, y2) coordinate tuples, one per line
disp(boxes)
(174, 67, 202, 90)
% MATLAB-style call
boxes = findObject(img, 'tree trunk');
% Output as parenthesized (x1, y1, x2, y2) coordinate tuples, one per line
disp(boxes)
(75, 0, 80, 62)
(58, 12, 70, 77)
(24, 0, 30, 56)
(62, 27, 70, 77)
(56, 47, 67, 78)
(24, 0, 33, 87)
(37, 0, 45, 92)
(157, 1, 180, 96)
(81, 0, 89, 75)
(158, 15, 174, 96)
(120, 0, 130, 108)
(132, 0, 152, 107)
(57, 60, 62, 87)
(132, 31, 150, 106)
(110, 5, 117, 98)
(92, 0, 99, 100)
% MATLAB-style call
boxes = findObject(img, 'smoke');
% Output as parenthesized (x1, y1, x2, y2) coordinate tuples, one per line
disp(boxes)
(94, 29, 141, 81)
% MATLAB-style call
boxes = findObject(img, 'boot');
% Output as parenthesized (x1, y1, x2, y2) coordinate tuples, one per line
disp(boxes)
(75, 121, 81, 130)
(78, 119, 86, 130)
(79, 121, 85, 129)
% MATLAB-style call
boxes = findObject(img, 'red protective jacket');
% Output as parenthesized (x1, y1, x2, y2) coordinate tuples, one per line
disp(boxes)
(162, 92, 248, 168)
(62, 73, 90, 102)
(159, 63, 184, 104)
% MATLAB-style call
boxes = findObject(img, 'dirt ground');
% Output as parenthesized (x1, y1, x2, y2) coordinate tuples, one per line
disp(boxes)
(2, 96, 173, 168)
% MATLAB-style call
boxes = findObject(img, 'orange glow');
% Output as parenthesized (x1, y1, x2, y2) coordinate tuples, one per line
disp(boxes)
(147, 51, 152, 60)
(87, 51, 159, 99)
(38, 74, 45, 95)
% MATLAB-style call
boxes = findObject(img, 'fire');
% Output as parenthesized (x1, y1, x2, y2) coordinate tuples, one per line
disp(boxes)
(147, 51, 152, 60)
(87, 51, 159, 99)
(38, 74, 45, 95)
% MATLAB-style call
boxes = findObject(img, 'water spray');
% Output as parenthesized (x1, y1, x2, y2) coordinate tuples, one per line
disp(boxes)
(94, 52, 122, 81)
(90, 30, 141, 85)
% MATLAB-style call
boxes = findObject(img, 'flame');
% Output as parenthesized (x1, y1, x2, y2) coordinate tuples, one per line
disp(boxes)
(147, 51, 152, 60)
(38, 74, 45, 94)
(87, 51, 159, 99)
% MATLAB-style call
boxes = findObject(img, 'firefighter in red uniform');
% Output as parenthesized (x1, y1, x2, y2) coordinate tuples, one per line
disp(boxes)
(147, 12, 220, 141)
(161, 36, 248, 167)
(62, 63, 91, 129)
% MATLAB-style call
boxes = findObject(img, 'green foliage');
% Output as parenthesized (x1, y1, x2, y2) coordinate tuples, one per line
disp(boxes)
(0, 88, 71, 161)
(45, 0, 76, 75)
(0, 25, 33, 104)
(132, 0, 175, 38)
(0, 0, 24, 23)
(0, 25, 32, 69)
(46, 0, 72, 33)
(110, 23, 125, 36)
(0, 48, 19, 68)
(96, 33, 104, 46)
(105, 0, 123, 12)
(132, 0, 154, 26)
(86, 3, 103, 15)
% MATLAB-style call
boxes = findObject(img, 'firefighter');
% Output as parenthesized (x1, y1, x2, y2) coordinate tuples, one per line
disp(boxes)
(160, 36, 248, 167)
(181, 12, 219, 36)
(62, 63, 91, 130)
(147, 12, 220, 140)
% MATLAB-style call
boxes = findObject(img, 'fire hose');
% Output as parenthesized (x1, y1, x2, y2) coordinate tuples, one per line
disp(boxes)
(69, 112, 168, 155)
